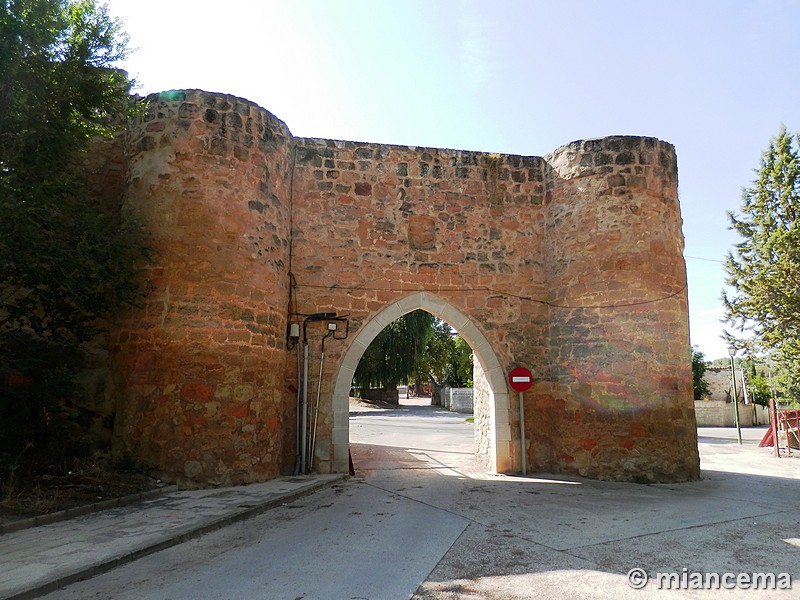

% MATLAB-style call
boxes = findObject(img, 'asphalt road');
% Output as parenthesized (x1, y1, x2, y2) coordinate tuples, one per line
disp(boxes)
(40, 400, 800, 599)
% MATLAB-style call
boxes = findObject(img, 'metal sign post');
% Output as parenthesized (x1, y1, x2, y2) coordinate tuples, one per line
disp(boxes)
(509, 367, 533, 475)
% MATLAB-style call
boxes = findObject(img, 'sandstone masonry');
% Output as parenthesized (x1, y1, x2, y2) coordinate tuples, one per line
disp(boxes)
(94, 90, 699, 486)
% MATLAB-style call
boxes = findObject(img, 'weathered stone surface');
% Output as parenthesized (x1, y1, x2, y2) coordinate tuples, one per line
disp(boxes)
(107, 91, 293, 487)
(91, 90, 698, 487)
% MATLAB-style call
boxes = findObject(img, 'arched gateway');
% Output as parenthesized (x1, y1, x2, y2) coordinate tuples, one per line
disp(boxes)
(332, 292, 512, 474)
(99, 90, 700, 487)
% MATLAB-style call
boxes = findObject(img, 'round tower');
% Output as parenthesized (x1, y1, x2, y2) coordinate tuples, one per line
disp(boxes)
(112, 90, 294, 486)
(539, 136, 699, 481)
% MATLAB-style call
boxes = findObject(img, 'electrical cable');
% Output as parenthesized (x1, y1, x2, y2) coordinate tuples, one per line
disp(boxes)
(291, 281, 689, 310)
(684, 254, 725, 264)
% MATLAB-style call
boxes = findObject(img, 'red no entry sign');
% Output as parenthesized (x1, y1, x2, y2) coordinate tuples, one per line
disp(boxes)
(509, 367, 533, 392)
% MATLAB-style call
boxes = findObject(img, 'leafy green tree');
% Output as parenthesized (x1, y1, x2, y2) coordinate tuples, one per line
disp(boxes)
(451, 336, 473, 386)
(0, 0, 147, 461)
(748, 374, 771, 406)
(743, 361, 771, 406)
(419, 319, 473, 387)
(0, 0, 144, 343)
(353, 310, 434, 392)
(723, 127, 800, 399)
(691, 346, 710, 400)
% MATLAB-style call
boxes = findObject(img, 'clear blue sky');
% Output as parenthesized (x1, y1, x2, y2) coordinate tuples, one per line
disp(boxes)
(107, 0, 800, 360)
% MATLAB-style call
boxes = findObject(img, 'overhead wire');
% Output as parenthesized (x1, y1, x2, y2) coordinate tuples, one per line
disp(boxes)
(684, 254, 725, 264)
(292, 281, 688, 310)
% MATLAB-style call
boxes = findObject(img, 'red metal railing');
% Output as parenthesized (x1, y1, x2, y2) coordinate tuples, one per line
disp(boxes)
(759, 401, 800, 456)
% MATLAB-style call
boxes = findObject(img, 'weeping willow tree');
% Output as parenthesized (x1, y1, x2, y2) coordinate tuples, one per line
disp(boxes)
(353, 310, 434, 392)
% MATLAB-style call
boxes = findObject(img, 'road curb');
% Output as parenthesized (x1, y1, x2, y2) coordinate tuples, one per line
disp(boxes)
(0, 486, 179, 535)
(6, 475, 347, 600)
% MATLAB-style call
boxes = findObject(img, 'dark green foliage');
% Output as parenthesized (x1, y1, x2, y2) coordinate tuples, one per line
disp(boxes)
(0, 0, 148, 466)
(0, 332, 91, 461)
(746, 362, 772, 406)
(691, 346, 710, 400)
(723, 127, 800, 399)
(0, 0, 145, 345)
(353, 310, 435, 391)
(420, 319, 473, 387)
(352, 313, 475, 397)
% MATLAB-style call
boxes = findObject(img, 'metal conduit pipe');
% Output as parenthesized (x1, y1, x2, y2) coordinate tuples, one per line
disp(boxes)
(300, 339, 310, 473)
(309, 324, 336, 471)
(292, 334, 302, 475)
(298, 313, 337, 474)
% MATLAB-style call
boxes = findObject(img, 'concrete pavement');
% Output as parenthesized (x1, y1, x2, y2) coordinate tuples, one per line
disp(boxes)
(2, 399, 798, 599)
(355, 403, 800, 598)
(0, 475, 343, 600)
(406, 449, 800, 598)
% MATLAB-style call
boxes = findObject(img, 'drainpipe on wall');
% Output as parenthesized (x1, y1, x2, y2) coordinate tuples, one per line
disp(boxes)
(301, 338, 310, 473)
(291, 324, 302, 475)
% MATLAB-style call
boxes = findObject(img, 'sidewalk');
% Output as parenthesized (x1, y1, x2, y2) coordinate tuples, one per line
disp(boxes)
(0, 474, 344, 600)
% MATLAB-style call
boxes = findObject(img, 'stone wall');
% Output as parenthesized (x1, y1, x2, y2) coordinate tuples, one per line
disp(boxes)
(440, 387, 474, 413)
(537, 138, 698, 481)
(109, 91, 294, 486)
(472, 355, 494, 471)
(702, 366, 756, 404)
(287, 136, 550, 475)
(96, 89, 699, 485)
(362, 387, 399, 405)
(694, 400, 770, 427)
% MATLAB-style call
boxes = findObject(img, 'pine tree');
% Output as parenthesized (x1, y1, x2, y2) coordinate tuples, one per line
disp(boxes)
(723, 127, 800, 397)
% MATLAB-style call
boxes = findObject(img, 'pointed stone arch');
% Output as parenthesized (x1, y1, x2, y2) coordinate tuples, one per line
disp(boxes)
(329, 291, 513, 474)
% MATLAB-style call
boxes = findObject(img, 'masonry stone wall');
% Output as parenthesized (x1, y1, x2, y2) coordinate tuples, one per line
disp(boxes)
(694, 400, 769, 427)
(703, 366, 736, 402)
(472, 355, 493, 471)
(99, 89, 699, 486)
(362, 388, 399, 405)
(440, 387, 474, 413)
(538, 139, 697, 480)
(695, 367, 772, 426)
(109, 91, 294, 486)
